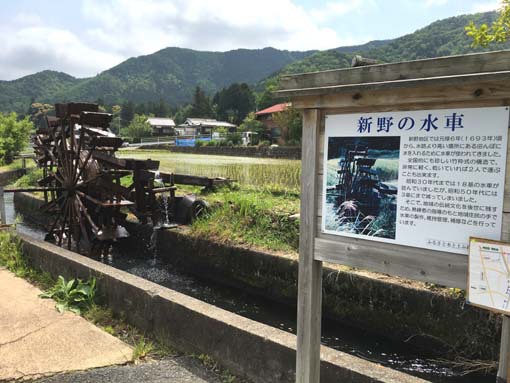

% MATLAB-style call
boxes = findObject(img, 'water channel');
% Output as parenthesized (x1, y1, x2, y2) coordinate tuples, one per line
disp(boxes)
(4, 193, 494, 383)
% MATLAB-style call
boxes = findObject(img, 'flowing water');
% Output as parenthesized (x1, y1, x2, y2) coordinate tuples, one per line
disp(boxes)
(4, 194, 495, 383)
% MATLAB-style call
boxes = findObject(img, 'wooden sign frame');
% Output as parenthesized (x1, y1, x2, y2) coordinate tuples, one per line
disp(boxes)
(275, 50, 510, 383)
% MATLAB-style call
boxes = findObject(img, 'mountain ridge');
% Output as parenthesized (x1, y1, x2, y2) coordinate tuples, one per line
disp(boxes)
(1, 10, 508, 114)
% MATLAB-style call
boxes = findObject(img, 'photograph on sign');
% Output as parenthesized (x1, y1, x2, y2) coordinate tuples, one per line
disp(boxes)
(468, 237, 510, 315)
(324, 136, 399, 239)
(322, 107, 509, 255)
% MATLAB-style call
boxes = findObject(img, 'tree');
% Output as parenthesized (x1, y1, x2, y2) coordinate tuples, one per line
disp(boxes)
(123, 114, 152, 141)
(173, 104, 193, 125)
(27, 103, 54, 128)
(156, 98, 171, 117)
(466, 1, 510, 46)
(191, 86, 213, 118)
(272, 106, 302, 144)
(120, 100, 135, 127)
(111, 105, 122, 134)
(213, 83, 255, 125)
(0, 113, 32, 164)
(256, 78, 280, 111)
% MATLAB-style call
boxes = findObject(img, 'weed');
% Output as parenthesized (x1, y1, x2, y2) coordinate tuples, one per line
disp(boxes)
(103, 325, 115, 335)
(132, 337, 154, 360)
(39, 275, 97, 314)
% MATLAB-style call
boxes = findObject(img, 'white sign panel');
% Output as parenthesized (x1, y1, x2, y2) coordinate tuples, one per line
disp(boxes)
(468, 238, 510, 314)
(322, 107, 509, 255)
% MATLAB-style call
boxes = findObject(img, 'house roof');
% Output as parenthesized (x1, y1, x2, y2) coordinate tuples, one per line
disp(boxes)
(147, 117, 175, 127)
(255, 103, 289, 116)
(183, 118, 237, 128)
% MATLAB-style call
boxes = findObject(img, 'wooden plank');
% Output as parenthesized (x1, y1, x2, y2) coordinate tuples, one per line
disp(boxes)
(314, 235, 467, 288)
(296, 109, 322, 383)
(0, 187, 5, 225)
(279, 50, 510, 91)
(288, 79, 510, 110)
(497, 316, 510, 383)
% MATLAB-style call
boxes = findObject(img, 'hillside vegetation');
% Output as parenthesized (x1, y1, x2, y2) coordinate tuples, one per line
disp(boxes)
(1, 11, 509, 114)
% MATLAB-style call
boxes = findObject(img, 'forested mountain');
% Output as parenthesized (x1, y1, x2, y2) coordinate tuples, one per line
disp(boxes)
(274, 11, 510, 78)
(0, 47, 313, 113)
(1, 10, 509, 114)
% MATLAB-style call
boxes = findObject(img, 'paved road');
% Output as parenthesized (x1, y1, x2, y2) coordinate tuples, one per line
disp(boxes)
(0, 268, 132, 381)
(35, 356, 222, 383)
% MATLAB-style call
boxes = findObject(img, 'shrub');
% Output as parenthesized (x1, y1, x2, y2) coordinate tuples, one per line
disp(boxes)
(0, 113, 32, 165)
(226, 133, 242, 146)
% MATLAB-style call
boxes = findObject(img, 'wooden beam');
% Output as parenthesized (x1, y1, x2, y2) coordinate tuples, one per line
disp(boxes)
(276, 71, 510, 99)
(289, 78, 510, 111)
(314, 235, 467, 289)
(278, 50, 510, 91)
(296, 109, 322, 383)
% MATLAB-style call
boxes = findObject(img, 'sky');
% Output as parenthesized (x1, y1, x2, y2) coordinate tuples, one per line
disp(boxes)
(0, 0, 502, 81)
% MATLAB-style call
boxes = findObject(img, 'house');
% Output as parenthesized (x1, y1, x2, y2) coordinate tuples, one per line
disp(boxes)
(147, 117, 176, 136)
(176, 118, 237, 136)
(255, 102, 290, 143)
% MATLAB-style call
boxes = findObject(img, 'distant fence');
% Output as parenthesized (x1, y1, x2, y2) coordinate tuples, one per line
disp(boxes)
(138, 134, 221, 147)
(175, 136, 212, 147)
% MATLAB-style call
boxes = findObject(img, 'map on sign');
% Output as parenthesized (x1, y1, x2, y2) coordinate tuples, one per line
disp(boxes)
(468, 238, 510, 314)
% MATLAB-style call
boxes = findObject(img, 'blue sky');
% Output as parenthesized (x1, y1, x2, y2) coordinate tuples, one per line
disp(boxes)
(0, 0, 501, 80)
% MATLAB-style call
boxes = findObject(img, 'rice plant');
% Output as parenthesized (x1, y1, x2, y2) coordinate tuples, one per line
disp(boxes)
(118, 150, 301, 191)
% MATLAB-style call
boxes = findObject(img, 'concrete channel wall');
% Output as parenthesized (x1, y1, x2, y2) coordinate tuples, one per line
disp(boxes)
(13, 191, 502, 361)
(156, 229, 501, 361)
(19, 234, 426, 383)
(0, 169, 25, 186)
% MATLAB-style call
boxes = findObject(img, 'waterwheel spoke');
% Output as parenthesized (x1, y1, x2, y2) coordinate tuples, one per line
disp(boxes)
(73, 129, 84, 183)
(58, 199, 70, 247)
(76, 194, 100, 233)
(74, 146, 95, 185)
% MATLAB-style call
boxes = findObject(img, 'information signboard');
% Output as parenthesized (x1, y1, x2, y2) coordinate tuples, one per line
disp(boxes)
(322, 106, 509, 255)
(468, 237, 510, 315)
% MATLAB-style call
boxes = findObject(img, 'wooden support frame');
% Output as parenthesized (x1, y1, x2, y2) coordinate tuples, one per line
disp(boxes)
(296, 109, 322, 383)
(278, 51, 510, 383)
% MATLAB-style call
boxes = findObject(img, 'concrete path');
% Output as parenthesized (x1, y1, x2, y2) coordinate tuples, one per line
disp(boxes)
(0, 268, 132, 381)
(34, 357, 222, 383)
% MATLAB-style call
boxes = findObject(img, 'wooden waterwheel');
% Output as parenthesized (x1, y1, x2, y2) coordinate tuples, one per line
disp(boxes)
(32, 102, 160, 253)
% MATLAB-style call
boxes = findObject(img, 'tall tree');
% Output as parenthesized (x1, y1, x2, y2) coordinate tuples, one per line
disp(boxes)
(191, 86, 213, 118)
(156, 98, 170, 117)
(120, 100, 135, 127)
(111, 105, 122, 134)
(466, 1, 510, 46)
(213, 83, 255, 125)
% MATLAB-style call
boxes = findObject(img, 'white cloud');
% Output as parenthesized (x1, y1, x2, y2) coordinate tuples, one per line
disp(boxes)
(81, 0, 366, 55)
(0, 0, 370, 80)
(471, 1, 501, 12)
(424, 0, 449, 7)
(310, 0, 366, 23)
(0, 24, 123, 80)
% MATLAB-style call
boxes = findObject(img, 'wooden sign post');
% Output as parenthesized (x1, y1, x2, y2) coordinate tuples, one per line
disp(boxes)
(275, 50, 510, 383)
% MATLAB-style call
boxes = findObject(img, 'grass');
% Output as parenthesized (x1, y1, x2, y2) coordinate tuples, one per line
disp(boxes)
(0, 157, 36, 173)
(0, 229, 54, 289)
(189, 184, 300, 253)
